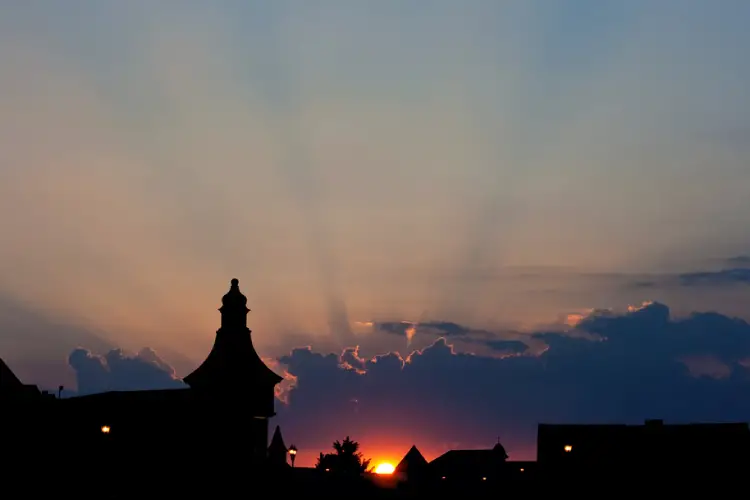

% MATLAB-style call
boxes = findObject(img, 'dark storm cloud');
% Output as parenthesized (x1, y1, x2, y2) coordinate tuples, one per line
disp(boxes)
(275, 301, 750, 460)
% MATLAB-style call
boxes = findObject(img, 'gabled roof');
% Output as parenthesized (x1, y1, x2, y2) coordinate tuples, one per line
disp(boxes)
(395, 445, 428, 474)
(0, 358, 23, 390)
(1, 359, 44, 400)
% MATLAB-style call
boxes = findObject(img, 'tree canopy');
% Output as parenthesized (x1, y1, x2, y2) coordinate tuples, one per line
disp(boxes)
(315, 436, 371, 474)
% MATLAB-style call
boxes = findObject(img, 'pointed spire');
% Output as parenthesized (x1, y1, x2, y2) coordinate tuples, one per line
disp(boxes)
(268, 425, 289, 467)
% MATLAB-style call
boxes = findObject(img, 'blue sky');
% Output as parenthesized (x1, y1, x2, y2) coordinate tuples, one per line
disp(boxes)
(1, 0, 750, 463)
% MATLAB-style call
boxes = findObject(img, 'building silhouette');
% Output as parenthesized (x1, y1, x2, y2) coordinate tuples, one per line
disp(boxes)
(427, 440, 509, 483)
(537, 419, 750, 481)
(1, 278, 284, 486)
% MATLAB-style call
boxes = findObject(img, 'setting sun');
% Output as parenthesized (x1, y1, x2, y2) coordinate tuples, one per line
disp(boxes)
(374, 462, 395, 475)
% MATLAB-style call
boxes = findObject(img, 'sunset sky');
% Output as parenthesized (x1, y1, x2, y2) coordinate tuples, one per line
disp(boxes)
(1, 1, 750, 467)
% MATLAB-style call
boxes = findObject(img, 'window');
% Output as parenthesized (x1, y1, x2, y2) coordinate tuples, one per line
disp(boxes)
(564, 445, 573, 452)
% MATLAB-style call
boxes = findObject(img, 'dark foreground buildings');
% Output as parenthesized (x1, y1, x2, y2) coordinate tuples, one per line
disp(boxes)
(2, 279, 283, 490)
(537, 419, 750, 482)
(2, 279, 750, 494)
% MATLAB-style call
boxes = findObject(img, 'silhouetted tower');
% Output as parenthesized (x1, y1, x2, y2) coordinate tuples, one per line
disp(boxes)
(184, 278, 283, 465)
(268, 425, 290, 468)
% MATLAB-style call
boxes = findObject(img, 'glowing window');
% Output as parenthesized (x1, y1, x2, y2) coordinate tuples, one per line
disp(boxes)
(101, 425, 110, 434)
(482, 477, 487, 481)
(520, 468, 525, 472)
(564, 445, 572, 452)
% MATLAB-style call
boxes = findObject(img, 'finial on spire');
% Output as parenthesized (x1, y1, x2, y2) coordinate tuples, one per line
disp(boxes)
(231, 278, 239, 287)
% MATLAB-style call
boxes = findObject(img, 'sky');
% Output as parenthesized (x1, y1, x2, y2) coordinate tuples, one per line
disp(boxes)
(1, 0, 750, 467)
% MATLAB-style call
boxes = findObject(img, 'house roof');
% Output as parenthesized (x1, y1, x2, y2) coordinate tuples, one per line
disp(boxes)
(395, 445, 428, 474)
(0, 358, 23, 389)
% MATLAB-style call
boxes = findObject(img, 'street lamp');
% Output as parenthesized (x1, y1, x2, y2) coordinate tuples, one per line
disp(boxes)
(288, 444, 297, 467)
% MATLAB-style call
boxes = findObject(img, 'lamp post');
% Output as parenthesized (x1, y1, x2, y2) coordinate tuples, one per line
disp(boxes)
(288, 444, 297, 467)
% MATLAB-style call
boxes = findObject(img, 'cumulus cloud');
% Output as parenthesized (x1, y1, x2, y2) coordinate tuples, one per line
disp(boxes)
(66, 346, 299, 405)
(68, 348, 185, 395)
(274, 301, 750, 462)
(263, 356, 298, 404)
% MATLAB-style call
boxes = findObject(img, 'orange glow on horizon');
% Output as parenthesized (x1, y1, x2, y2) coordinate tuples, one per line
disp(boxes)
(374, 462, 395, 475)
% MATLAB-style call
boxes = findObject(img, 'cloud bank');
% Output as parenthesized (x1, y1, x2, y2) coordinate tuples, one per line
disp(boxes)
(68, 348, 185, 395)
(66, 301, 750, 464)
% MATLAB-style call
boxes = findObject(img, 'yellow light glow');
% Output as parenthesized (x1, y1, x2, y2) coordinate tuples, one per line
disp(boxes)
(564, 445, 572, 452)
(374, 462, 395, 475)
(101, 425, 110, 434)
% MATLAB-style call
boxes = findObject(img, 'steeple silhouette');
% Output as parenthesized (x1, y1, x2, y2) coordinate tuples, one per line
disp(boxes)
(220, 278, 249, 329)
(184, 278, 282, 396)
(268, 425, 289, 467)
(493, 441, 509, 460)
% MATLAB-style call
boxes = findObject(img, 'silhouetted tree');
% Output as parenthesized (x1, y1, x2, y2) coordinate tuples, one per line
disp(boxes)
(315, 436, 371, 474)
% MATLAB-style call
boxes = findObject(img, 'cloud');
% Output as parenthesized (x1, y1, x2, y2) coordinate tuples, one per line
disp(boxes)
(65, 346, 299, 405)
(626, 256, 750, 288)
(679, 268, 750, 287)
(68, 348, 186, 395)
(726, 256, 750, 266)
(274, 301, 750, 463)
(263, 356, 299, 404)
(0, 294, 113, 389)
(373, 320, 531, 356)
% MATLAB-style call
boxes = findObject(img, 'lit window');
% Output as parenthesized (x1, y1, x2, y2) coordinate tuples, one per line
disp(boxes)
(325, 468, 330, 472)
(441, 476, 446, 480)
(564, 445, 572, 452)
(101, 425, 110, 434)
(520, 468, 525, 472)
(482, 477, 487, 481)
